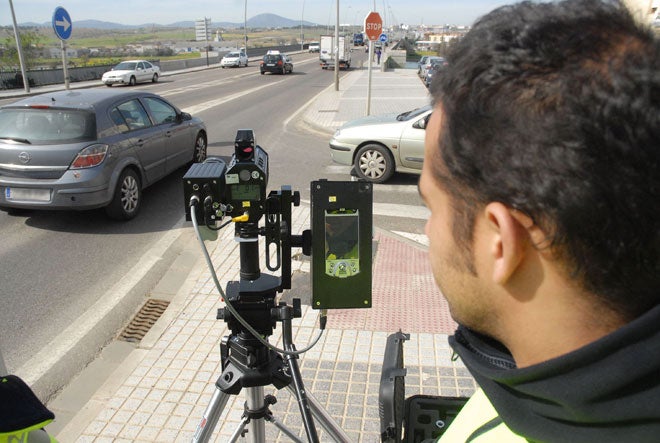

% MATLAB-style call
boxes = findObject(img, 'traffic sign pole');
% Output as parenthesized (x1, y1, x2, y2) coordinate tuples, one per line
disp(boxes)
(364, 11, 382, 116)
(61, 40, 70, 90)
(52, 7, 73, 90)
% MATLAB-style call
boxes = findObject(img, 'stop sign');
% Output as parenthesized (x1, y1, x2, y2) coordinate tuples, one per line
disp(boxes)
(364, 12, 383, 41)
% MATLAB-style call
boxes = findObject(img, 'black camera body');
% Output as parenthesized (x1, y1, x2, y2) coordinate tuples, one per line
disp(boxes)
(182, 159, 227, 226)
(224, 145, 268, 222)
(183, 129, 269, 225)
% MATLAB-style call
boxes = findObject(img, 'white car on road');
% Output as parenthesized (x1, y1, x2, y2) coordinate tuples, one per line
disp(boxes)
(221, 50, 248, 68)
(329, 105, 432, 183)
(102, 60, 160, 86)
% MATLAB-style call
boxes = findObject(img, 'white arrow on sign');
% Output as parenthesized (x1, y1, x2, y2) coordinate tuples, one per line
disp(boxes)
(55, 16, 71, 32)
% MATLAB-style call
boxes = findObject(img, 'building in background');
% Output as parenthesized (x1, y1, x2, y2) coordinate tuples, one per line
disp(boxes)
(195, 18, 212, 42)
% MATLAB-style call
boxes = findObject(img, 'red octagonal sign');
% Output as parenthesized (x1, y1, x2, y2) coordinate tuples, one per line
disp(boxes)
(364, 11, 383, 41)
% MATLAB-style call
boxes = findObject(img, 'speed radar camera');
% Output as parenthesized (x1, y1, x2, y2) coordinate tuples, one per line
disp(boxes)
(311, 180, 373, 309)
(182, 135, 372, 310)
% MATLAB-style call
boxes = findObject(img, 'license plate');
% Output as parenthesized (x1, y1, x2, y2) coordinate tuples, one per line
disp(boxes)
(267, 63, 275, 66)
(5, 187, 51, 202)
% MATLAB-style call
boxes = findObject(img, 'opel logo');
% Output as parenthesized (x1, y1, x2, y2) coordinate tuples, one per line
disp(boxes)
(18, 152, 31, 164)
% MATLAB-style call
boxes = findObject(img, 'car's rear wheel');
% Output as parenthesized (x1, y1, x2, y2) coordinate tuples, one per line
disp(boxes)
(193, 133, 207, 163)
(354, 144, 394, 183)
(105, 84, 113, 87)
(128, 76, 137, 86)
(152, 73, 159, 83)
(106, 169, 141, 220)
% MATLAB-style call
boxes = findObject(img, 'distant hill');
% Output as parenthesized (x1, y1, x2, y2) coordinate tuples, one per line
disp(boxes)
(19, 13, 319, 30)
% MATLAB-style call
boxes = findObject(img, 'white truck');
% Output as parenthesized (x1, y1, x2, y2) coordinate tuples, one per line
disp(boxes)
(319, 35, 352, 70)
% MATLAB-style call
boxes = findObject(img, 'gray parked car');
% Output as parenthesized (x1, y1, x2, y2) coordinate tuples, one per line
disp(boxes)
(0, 89, 207, 220)
(329, 105, 432, 183)
(419, 56, 444, 79)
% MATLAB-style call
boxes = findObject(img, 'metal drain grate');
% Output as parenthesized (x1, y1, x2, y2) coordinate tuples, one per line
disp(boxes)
(119, 299, 170, 343)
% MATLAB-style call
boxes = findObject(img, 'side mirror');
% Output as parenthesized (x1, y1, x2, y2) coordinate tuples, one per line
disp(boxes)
(180, 112, 192, 122)
(413, 119, 426, 130)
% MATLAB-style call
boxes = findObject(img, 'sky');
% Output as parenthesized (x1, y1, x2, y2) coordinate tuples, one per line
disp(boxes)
(1, 0, 513, 28)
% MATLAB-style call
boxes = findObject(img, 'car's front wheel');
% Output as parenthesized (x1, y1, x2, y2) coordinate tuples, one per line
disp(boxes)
(106, 169, 141, 220)
(193, 132, 207, 163)
(128, 76, 137, 86)
(354, 144, 394, 183)
(152, 73, 159, 83)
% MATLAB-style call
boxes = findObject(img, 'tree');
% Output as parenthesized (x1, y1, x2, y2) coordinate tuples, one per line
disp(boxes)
(0, 28, 44, 70)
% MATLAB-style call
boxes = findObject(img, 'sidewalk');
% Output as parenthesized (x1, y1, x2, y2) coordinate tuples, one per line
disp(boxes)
(47, 67, 476, 442)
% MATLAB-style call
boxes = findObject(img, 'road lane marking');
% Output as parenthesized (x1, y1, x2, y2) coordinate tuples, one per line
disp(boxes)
(373, 202, 429, 219)
(181, 79, 288, 115)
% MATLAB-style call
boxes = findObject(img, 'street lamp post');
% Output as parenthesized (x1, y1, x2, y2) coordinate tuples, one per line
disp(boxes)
(300, 0, 305, 52)
(8, 0, 30, 93)
(334, 0, 339, 91)
(244, 0, 248, 50)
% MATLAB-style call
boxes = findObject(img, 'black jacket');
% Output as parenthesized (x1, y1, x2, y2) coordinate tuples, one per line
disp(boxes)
(450, 304, 660, 443)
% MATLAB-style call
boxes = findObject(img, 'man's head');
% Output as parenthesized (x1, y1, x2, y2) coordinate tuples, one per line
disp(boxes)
(422, 0, 659, 322)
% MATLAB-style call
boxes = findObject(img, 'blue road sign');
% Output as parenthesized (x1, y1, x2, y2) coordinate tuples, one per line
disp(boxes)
(379, 33, 388, 43)
(52, 7, 72, 40)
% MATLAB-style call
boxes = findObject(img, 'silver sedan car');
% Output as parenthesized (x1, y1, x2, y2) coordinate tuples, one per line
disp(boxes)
(329, 105, 432, 183)
(0, 89, 207, 220)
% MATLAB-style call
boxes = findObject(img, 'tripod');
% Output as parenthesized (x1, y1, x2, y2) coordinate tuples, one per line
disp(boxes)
(191, 297, 350, 442)
(190, 213, 350, 442)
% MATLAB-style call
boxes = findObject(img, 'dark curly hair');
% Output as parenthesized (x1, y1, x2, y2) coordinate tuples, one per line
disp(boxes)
(429, 0, 660, 318)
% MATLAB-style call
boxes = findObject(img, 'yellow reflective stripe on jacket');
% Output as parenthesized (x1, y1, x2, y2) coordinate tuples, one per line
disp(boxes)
(438, 389, 528, 442)
(0, 423, 57, 443)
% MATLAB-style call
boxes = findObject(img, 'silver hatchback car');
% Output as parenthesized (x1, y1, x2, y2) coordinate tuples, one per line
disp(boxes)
(0, 89, 207, 220)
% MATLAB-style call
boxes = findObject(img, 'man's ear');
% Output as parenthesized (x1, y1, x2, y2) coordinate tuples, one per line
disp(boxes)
(484, 202, 528, 284)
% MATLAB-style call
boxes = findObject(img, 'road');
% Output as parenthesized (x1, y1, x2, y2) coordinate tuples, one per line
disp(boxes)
(0, 50, 427, 375)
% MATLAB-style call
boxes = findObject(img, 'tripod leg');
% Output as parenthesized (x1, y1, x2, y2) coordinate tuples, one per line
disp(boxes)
(284, 354, 320, 442)
(228, 415, 250, 443)
(246, 387, 266, 443)
(264, 414, 304, 442)
(191, 386, 231, 443)
(286, 384, 352, 443)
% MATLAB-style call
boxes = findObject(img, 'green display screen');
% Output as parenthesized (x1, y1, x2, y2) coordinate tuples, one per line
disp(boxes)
(230, 183, 261, 200)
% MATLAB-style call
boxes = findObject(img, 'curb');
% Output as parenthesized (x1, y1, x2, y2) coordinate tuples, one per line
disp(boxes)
(19, 224, 187, 402)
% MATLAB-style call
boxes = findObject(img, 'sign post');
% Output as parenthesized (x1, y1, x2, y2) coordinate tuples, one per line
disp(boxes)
(52, 6, 72, 90)
(364, 11, 382, 115)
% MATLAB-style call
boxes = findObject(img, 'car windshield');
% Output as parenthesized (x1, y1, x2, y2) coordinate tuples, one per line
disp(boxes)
(226, 53, 240, 58)
(0, 108, 96, 144)
(114, 62, 137, 70)
(264, 55, 280, 63)
(396, 105, 432, 121)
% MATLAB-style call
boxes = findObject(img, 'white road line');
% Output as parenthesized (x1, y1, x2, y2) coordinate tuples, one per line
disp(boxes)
(372, 202, 430, 220)
(182, 78, 287, 115)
